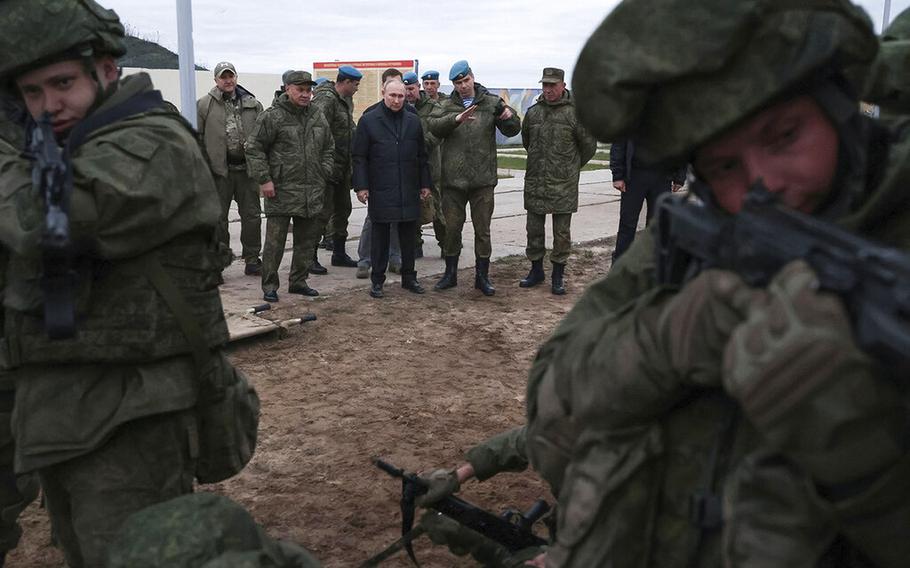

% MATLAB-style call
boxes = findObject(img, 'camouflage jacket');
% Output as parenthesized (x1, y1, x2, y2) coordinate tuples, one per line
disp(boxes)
(413, 92, 442, 187)
(311, 80, 355, 187)
(245, 93, 334, 218)
(0, 73, 229, 471)
(521, 91, 597, 214)
(526, 119, 910, 567)
(196, 85, 262, 177)
(465, 425, 529, 482)
(427, 83, 521, 191)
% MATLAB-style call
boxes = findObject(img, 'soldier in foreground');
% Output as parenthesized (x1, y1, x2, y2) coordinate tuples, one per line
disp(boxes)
(197, 61, 264, 275)
(428, 60, 521, 296)
(519, 67, 596, 295)
(311, 65, 361, 269)
(525, 0, 910, 566)
(246, 71, 334, 302)
(0, 1, 257, 565)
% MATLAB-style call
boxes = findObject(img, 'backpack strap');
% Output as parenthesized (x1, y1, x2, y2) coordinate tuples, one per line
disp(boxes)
(65, 90, 165, 154)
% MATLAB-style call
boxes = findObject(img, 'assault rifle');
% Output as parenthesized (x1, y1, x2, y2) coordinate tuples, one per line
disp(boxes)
(364, 458, 549, 567)
(26, 112, 75, 339)
(655, 180, 910, 373)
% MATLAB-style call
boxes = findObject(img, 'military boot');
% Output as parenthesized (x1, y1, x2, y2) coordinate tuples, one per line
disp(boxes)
(309, 249, 328, 275)
(434, 256, 459, 290)
(331, 237, 358, 267)
(474, 258, 495, 296)
(551, 262, 567, 295)
(519, 259, 545, 288)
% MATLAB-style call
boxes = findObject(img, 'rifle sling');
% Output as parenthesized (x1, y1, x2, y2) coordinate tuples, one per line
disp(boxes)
(65, 90, 165, 154)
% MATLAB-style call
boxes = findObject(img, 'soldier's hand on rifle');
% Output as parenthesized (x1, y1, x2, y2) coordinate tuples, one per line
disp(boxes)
(456, 105, 478, 124)
(723, 260, 904, 489)
(260, 181, 276, 198)
(415, 469, 460, 507)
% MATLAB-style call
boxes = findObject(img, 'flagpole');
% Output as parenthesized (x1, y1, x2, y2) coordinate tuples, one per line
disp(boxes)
(176, 0, 198, 127)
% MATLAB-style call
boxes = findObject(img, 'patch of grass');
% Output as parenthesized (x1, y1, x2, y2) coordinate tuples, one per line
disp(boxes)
(581, 162, 609, 171)
(497, 156, 528, 170)
(593, 151, 610, 161)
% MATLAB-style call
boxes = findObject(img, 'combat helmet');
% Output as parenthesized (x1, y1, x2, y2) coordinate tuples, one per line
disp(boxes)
(0, 0, 126, 80)
(572, 0, 878, 167)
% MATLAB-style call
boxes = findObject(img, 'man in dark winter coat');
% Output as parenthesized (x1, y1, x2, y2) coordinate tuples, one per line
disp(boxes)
(609, 137, 685, 261)
(352, 79, 432, 298)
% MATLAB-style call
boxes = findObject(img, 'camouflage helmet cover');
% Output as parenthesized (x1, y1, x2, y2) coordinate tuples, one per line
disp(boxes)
(864, 7, 910, 114)
(573, 0, 878, 166)
(0, 0, 126, 79)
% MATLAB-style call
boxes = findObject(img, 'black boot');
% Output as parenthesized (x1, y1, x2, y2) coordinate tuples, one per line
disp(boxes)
(474, 258, 495, 296)
(402, 276, 426, 294)
(551, 262, 566, 295)
(519, 259, 545, 288)
(309, 250, 328, 275)
(331, 237, 358, 267)
(434, 256, 459, 290)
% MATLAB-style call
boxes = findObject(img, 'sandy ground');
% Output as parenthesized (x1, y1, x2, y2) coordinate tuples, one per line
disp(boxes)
(8, 242, 614, 568)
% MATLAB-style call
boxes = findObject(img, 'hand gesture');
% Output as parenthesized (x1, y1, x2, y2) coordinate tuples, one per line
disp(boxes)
(456, 105, 478, 124)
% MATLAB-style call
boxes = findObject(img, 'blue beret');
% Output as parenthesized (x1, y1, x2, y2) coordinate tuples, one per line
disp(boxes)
(338, 65, 363, 80)
(420, 70, 440, 81)
(402, 72, 419, 85)
(449, 60, 471, 82)
(314, 77, 328, 86)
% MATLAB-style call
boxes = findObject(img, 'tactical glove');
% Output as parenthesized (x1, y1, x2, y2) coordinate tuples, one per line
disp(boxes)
(723, 260, 905, 488)
(415, 469, 459, 508)
(420, 511, 545, 567)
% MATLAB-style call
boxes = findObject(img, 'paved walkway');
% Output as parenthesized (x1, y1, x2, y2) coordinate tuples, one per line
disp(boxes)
(220, 169, 629, 313)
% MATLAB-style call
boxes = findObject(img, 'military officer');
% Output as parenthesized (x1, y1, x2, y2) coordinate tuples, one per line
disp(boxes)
(427, 60, 521, 296)
(519, 67, 596, 295)
(403, 71, 445, 257)
(421, 69, 447, 102)
(197, 61, 264, 275)
(246, 71, 334, 302)
(0, 2, 253, 565)
(311, 65, 361, 269)
(526, 1, 910, 566)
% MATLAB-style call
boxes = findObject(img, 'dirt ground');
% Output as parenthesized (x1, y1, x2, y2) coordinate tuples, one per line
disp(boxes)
(9, 243, 613, 568)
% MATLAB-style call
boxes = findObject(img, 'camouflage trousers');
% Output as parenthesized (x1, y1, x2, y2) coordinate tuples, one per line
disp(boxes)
(0, 388, 38, 559)
(262, 215, 321, 293)
(38, 409, 197, 568)
(442, 185, 495, 259)
(215, 169, 262, 264)
(321, 178, 353, 241)
(526, 212, 572, 264)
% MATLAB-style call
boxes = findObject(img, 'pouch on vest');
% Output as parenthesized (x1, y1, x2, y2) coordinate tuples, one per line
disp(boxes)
(194, 353, 260, 483)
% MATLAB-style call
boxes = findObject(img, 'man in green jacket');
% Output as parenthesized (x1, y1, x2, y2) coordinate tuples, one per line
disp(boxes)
(311, 65, 361, 269)
(428, 61, 521, 296)
(865, 7, 910, 120)
(404, 71, 446, 256)
(246, 71, 334, 303)
(519, 68, 596, 296)
(0, 2, 251, 565)
(525, 1, 910, 566)
(196, 61, 264, 275)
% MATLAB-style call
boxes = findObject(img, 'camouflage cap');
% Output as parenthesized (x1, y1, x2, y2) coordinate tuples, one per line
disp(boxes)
(539, 67, 565, 84)
(864, 7, 910, 115)
(214, 61, 236, 78)
(0, 0, 126, 80)
(573, 0, 878, 166)
(285, 70, 316, 86)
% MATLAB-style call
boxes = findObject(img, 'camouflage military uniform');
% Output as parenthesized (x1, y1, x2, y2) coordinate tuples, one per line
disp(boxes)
(521, 90, 596, 265)
(865, 7, 910, 119)
(413, 91, 445, 249)
(0, 3, 252, 565)
(245, 92, 334, 295)
(0, 107, 39, 564)
(311, 80, 355, 246)
(526, 1, 910, 567)
(197, 84, 264, 268)
(427, 83, 521, 260)
(108, 493, 322, 568)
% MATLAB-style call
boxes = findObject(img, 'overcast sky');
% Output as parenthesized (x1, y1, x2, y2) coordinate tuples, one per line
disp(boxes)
(104, 0, 910, 89)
